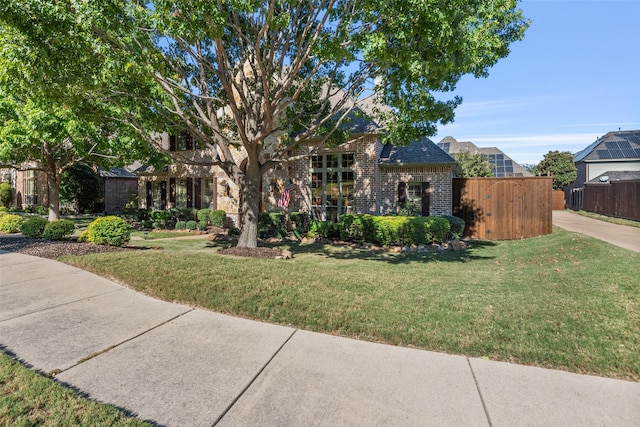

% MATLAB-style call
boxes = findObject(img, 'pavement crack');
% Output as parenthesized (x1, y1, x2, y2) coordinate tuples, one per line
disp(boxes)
(212, 328, 299, 426)
(52, 308, 195, 376)
(467, 358, 494, 427)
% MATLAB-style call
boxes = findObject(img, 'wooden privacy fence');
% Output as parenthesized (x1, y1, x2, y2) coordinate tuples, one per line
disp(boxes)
(552, 190, 566, 210)
(453, 177, 553, 240)
(583, 180, 640, 221)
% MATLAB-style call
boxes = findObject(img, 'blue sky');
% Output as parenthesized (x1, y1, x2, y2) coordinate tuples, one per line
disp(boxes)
(432, 0, 640, 166)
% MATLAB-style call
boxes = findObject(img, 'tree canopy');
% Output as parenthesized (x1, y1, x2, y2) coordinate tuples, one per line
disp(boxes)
(1, 0, 529, 246)
(535, 151, 577, 190)
(454, 151, 494, 178)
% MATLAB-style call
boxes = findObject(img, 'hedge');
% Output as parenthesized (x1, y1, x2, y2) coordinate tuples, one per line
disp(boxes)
(337, 214, 453, 246)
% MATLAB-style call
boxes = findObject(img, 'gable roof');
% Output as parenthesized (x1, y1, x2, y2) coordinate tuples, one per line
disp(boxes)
(574, 130, 640, 162)
(379, 137, 455, 166)
(437, 136, 533, 177)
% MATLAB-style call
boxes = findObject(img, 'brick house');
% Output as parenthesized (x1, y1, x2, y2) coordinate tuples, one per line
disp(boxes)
(136, 126, 456, 225)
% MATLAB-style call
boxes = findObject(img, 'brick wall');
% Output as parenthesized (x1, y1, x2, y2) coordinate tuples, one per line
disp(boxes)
(104, 178, 138, 213)
(378, 166, 453, 216)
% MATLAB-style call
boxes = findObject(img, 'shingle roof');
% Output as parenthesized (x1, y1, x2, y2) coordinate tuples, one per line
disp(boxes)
(99, 167, 138, 178)
(337, 106, 383, 134)
(379, 137, 455, 166)
(574, 130, 640, 162)
(588, 170, 640, 184)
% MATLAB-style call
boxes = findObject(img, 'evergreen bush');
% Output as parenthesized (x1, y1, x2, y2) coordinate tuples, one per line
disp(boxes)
(0, 214, 23, 233)
(197, 209, 212, 224)
(20, 216, 49, 238)
(209, 210, 226, 227)
(175, 221, 187, 230)
(85, 216, 131, 246)
(43, 219, 75, 240)
(441, 215, 465, 239)
(186, 220, 197, 230)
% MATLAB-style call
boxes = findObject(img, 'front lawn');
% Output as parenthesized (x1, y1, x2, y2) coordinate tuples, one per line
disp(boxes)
(62, 228, 640, 381)
(0, 353, 150, 426)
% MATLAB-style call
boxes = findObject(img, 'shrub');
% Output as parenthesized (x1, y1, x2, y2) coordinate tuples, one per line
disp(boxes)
(165, 219, 176, 230)
(85, 216, 131, 246)
(43, 219, 75, 240)
(0, 214, 23, 233)
(185, 208, 198, 221)
(0, 206, 8, 213)
(0, 182, 13, 207)
(258, 212, 286, 238)
(20, 216, 49, 238)
(339, 214, 375, 243)
(141, 220, 153, 229)
(197, 209, 212, 224)
(175, 221, 187, 230)
(308, 220, 339, 239)
(422, 217, 450, 243)
(151, 221, 162, 230)
(209, 210, 226, 227)
(186, 220, 198, 230)
(35, 206, 48, 216)
(441, 215, 465, 240)
(289, 212, 311, 234)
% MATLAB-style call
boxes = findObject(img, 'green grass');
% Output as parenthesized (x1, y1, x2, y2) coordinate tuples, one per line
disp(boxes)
(0, 352, 150, 426)
(571, 210, 640, 228)
(130, 230, 195, 240)
(62, 227, 640, 381)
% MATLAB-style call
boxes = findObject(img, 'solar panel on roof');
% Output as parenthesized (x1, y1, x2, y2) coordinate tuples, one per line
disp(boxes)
(597, 150, 612, 159)
(622, 149, 637, 157)
(605, 141, 618, 150)
(610, 149, 624, 158)
(618, 141, 632, 149)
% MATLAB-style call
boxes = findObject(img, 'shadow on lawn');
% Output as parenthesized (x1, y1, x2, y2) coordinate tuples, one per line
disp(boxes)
(286, 240, 497, 264)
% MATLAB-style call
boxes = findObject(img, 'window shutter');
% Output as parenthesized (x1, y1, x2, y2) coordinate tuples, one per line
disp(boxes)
(169, 178, 176, 205)
(398, 182, 407, 208)
(160, 181, 167, 210)
(421, 182, 431, 216)
(169, 135, 176, 152)
(186, 133, 194, 151)
(187, 177, 193, 208)
(194, 178, 202, 209)
(146, 181, 152, 208)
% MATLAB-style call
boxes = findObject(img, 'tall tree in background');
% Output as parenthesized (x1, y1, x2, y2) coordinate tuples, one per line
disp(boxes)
(535, 151, 577, 189)
(1, 1, 529, 247)
(454, 151, 494, 177)
(0, 22, 165, 221)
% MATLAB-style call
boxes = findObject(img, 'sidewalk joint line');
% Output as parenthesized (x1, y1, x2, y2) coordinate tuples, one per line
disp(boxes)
(55, 308, 195, 375)
(467, 358, 494, 427)
(213, 328, 299, 426)
(0, 288, 126, 323)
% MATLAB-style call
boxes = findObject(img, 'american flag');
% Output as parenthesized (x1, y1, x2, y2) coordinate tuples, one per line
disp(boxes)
(277, 182, 297, 208)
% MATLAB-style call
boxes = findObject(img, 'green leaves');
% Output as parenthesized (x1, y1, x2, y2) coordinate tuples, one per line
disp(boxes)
(535, 151, 577, 190)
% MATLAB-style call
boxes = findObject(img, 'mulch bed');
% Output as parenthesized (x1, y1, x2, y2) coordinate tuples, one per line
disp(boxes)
(0, 234, 284, 259)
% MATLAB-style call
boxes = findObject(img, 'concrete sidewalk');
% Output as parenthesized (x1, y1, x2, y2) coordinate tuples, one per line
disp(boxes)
(1, 251, 639, 426)
(553, 210, 640, 252)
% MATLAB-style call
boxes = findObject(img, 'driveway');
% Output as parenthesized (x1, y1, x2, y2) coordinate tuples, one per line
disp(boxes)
(552, 210, 640, 252)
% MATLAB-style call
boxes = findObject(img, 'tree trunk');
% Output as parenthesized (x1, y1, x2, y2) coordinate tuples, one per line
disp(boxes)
(47, 169, 62, 221)
(236, 164, 262, 248)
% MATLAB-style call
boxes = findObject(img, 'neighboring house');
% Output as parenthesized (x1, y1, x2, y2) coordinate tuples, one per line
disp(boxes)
(437, 136, 533, 177)
(136, 122, 457, 224)
(10, 163, 48, 209)
(99, 167, 139, 213)
(566, 130, 640, 209)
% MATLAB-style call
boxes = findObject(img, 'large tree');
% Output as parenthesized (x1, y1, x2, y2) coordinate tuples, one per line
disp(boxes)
(535, 150, 577, 190)
(0, 20, 165, 221)
(1, 0, 529, 247)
